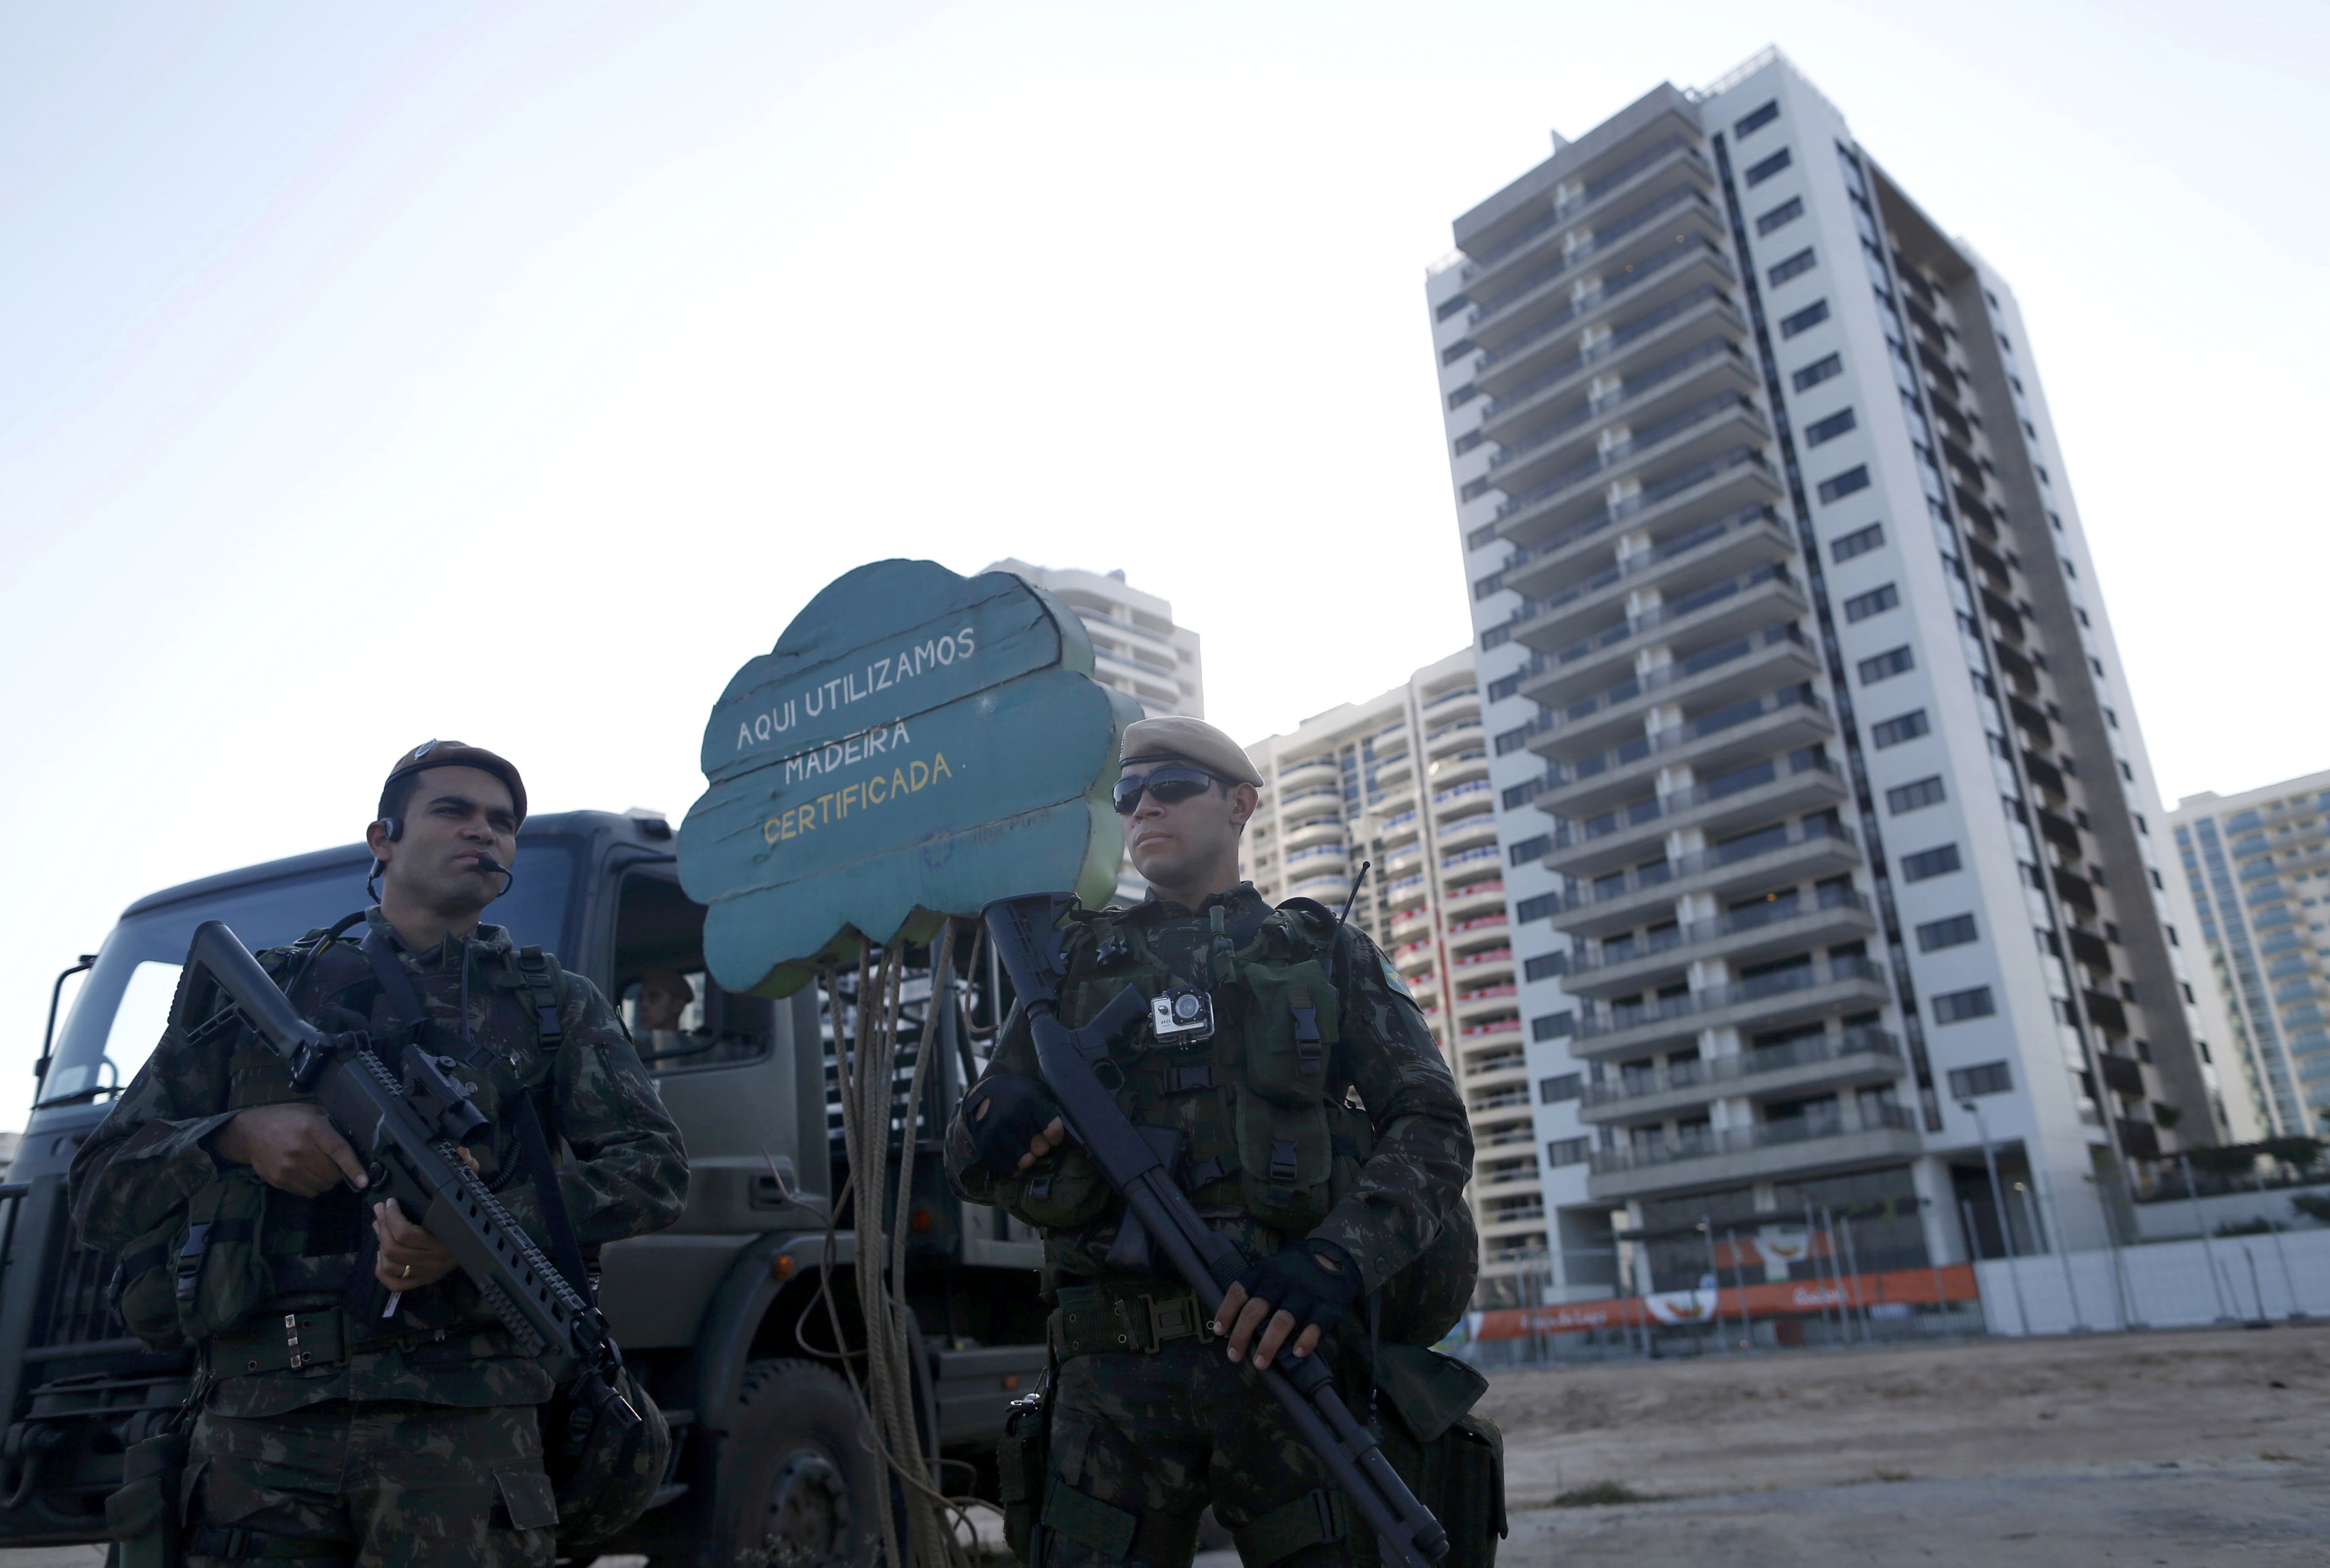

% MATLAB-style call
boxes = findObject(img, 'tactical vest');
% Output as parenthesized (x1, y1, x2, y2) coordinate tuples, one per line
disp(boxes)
(110, 928, 576, 1351)
(992, 899, 1372, 1253)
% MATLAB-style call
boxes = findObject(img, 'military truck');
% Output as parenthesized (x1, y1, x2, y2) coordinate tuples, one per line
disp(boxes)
(0, 808, 1048, 1564)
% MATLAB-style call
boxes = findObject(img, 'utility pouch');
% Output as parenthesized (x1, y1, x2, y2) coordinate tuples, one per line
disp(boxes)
(1371, 1343, 1505, 1568)
(996, 1388, 1052, 1564)
(1233, 1094, 1333, 1229)
(1237, 957, 1338, 1107)
(996, 1146, 1116, 1232)
(104, 1426, 187, 1568)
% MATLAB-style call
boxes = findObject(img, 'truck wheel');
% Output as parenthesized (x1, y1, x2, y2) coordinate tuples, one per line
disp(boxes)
(712, 1358, 885, 1568)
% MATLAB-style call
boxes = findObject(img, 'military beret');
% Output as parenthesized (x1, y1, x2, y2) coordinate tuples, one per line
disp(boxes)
(1120, 716, 1263, 787)
(379, 740, 529, 825)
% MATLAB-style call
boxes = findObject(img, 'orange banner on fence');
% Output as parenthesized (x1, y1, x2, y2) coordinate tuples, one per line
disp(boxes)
(1469, 1263, 1979, 1341)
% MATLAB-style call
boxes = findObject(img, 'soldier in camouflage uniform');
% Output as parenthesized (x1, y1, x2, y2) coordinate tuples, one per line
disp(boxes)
(947, 717, 1474, 1568)
(69, 742, 688, 1567)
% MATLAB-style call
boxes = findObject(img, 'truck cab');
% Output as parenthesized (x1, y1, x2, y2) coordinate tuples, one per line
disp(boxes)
(0, 809, 1045, 1564)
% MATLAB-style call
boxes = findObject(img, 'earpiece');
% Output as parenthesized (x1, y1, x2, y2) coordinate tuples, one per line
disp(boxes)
(380, 817, 404, 843)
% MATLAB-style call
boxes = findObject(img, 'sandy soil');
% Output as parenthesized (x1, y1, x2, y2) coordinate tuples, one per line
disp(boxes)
(1479, 1322, 2330, 1508)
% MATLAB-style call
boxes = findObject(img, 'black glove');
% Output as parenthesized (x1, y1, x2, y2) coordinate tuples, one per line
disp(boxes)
(1232, 1239, 1361, 1336)
(963, 1073, 1062, 1174)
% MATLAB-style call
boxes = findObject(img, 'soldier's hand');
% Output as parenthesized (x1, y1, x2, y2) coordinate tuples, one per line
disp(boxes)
(1214, 1240, 1360, 1370)
(964, 1074, 1067, 1174)
(214, 1103, 368, 1197)
(373, 1196, 459, 1290)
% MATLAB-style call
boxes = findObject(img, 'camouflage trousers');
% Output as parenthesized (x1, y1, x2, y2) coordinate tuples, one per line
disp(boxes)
(184, 1401, 556, 1567)
(1039, 1342, 1364, 1568)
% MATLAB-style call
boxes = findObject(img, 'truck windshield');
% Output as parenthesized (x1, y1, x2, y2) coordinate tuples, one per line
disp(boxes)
(37, 841, 578, 1111)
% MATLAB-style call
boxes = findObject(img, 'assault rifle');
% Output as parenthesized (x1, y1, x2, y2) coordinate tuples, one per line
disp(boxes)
(982, 893, 1451, 1568)
(171, 921, 642, 1438)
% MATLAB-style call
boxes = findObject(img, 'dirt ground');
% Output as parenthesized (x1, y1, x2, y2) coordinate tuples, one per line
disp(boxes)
(12, 1327, 2330, 1566)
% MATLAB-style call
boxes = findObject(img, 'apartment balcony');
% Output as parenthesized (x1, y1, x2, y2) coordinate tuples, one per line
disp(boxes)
(1562, 887, 1879, 1001)
(1481, 286, 1747, 444)
(1530, 687, 1835, 820)
(1460, 1043, 1528, 1083)
(1551, 817, 1861, 939)
(1432, 778, 1495, 812)
(1440, 883, 1509, 921)
(1389, 907, 1435, 942)
(1283, 843, 1349, 879)
(1468, 1084, 1534, 1118)
(1436, 813, 1499, 852)
(1378, 845, 1428, 883)
(1372, 749, 1415, 786)
(1543, 749, 1849, 879)
(1460, 133, 1709, 291)
(1440, 845, 1504, 884)
(1487, 338, 1757, 497)
(1376, 809, 1422, 845)
(1281, 815, 1345, 851)
(1392, 941, 1436, 977)
(1499, 515, 1796, 674)
(1512, 572, 1808, 722)
(1586, 1101, 1921, 1200)
(1426, 719, 1487, 759)
(1277, 783, 1342, 816)
(1473, 237, 1737, 394)
(1571, 956, 1893, 1061)
(1289, 873, 1354, 905)
(1524, 627, 1821, 766)
(1488, 394, 1769, 550)
(1430, 750, 1490, 789)
(1577, 1026, 1906, 1125)
(1453, 983, 1520, 1023)
(1277, 753, 1337, 784)
(1385, 870, 1430, 907)
(1421, 685, 1480, 716)
(1468, 179, 1723, 338)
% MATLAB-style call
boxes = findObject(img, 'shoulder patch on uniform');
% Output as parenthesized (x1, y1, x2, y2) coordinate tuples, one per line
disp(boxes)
(1379, 950, 1415, 1000)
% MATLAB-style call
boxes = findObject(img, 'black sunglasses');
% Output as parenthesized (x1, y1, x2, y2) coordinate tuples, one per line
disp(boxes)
(1113, 764, 1225, 815)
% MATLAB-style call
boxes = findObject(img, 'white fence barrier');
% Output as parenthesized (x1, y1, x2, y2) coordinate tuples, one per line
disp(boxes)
(1974, 1227, 2330, 1335)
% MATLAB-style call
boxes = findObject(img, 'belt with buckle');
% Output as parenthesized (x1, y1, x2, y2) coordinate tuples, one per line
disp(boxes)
(1052, 1282, 1218, 1358)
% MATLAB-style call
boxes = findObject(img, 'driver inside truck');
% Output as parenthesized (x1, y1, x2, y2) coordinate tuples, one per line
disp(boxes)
(630, 967, 697, 1056)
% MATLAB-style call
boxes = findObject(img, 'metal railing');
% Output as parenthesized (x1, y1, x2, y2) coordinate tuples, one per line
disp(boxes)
(1479, 236, 1729, 371)
(1583, 1026, 1900, 1107)
(1509, 683, 1826, 769)
(1548, 749, 1837, 853)
(1489, 338, 1744, 473)
(1470, 184, 1716, 326)
(1577, 956, 1888, 1040)
(1494, 392, 1754, 517)
(1567, 885, 1871, 973)
(1460, 135, 1701, 275)
(1589, 1099, 1915, 1173)
(1559, 816, 1855, 913)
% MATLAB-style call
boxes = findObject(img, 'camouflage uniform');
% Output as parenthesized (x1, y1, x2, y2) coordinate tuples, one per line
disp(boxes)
(947, 883, 1473, 1568)
(69, 909, 688, 1567)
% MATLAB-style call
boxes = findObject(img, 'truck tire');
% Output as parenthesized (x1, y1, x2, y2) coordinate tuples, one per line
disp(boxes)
(710, 1358, 885, 1568)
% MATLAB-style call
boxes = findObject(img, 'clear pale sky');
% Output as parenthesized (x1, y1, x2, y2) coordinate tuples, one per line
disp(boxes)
(4, 1, 2325, 1089)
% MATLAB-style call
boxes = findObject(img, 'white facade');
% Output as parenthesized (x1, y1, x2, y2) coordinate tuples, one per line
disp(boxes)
(1243, 653, 1530, 1251)
(1427, 50, 2227, 1307)
(985, 560, 1203, 721)
(2172, 772, 2330, 1141)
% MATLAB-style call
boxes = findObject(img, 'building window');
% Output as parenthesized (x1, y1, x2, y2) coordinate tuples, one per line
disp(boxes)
(1844, 582, 1899, 622)
(1515, 892, 1558, 922)
(1901, 843, 1962, 881)
(1539, 1073, 1581, 1104)
(1857, 645, 1915, 684)
(1804, 407, 1857, 445)
(1831, 521, 1885, 561)
(1507, 834, 1552, 866)
(1933, 986, 1996, 1024)
(1818, 463, 1871, 502)
(1531, 1012, 1575, 1041)
(1744, 146, 1794, 186)
(1757, 195, 1805, 236)
(1917, 913, 1979, 952)
(1792, 352, 1842, 391)
(1545, 1137, 1590, 1167)
(1768, 248, 1817, 287)
(1947, 1061, 2013, 1098)
(1871, 709, 1929, 748)
(1887, 776, 1947, 815)
(1735, 100, 1781, 137)
(1780, 299, 1831, 338)
(1523, 952, 1567, 982)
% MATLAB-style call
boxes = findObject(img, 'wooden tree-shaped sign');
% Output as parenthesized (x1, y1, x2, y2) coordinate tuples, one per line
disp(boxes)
(678, 559, 1139, 998)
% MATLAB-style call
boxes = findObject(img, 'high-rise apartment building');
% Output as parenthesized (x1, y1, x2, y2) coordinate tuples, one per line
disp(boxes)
(1242, 653, 1533, 1259)
(1426, 49, 2229, 1306)
(2172, 772, 2330, 1140)
(987, 560, 1205, 903)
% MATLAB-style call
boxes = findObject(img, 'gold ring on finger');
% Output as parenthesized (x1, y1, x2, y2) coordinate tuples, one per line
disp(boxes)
(401, 1264, 412, 1279)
